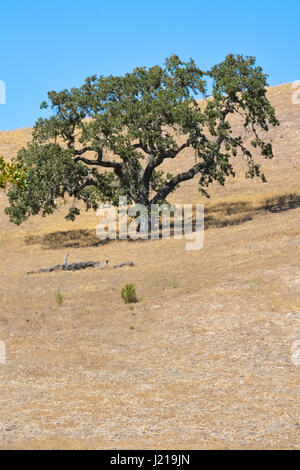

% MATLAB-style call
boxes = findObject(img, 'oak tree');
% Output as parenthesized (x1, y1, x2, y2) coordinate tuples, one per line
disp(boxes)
(5, 54, 279, 224)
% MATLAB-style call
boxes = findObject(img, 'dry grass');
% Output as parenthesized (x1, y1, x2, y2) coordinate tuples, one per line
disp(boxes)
(0, 83, 299, 449)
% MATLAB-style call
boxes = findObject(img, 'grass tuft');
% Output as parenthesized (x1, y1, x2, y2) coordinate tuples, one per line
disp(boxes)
(55, 290, 64, 307)
(121, 283, 138, 304)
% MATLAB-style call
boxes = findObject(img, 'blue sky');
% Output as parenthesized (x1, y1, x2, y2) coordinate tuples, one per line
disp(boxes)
(0, 0, 299, 130)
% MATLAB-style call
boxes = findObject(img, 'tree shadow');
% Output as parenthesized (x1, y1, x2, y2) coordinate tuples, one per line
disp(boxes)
(25, 228, 147, 249)
(25, 229, 110, 250)
(174, 192, 300, 232)
(262, 193, 300, 213)
(25, 192, 300, 249)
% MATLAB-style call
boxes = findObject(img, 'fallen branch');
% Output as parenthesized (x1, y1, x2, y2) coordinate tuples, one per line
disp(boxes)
(27, 260, 100, 274)
(113, 261, 135, 268)
(27, 254, 135, 274)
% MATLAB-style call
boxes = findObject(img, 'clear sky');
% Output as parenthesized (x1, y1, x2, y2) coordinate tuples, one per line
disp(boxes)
(0, 0, 299, 130)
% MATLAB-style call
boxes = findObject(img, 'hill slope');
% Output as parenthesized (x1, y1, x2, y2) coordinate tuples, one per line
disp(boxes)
(0, 83, 299, 449)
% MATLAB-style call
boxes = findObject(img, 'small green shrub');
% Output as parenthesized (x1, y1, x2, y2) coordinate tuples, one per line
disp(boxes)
(55, 290, 64, 307)
(121, 283, 138, 304)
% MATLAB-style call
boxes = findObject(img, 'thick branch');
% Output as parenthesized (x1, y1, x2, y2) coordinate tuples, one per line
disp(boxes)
(74, 150, 123, 177)
(141, 140, 191, 189)
(74, 155, 100, 165)
(151, 162, 203, 203)
(74, 146, 94, 156)
(133, 140, 150, 153)
(151, 132, 226, 203)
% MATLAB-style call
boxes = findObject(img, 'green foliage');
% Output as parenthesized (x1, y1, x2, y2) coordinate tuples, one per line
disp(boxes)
(121, 283, 138, 304)
(0, 156, 26, 190)
(5, 54, 279, 224)
(55, 290, 64, 307)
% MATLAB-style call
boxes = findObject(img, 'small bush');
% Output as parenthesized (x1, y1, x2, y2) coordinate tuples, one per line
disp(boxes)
(55, 290, 64, 307)
(121, 283, 138, 304)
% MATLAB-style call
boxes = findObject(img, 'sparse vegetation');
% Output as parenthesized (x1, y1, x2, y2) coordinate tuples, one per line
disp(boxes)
(0, 82, 299, 450)
(121, 283, 138, 304)
(166, 278, 179, 289)
(246, 277, 264, 289)
(55, 290, 64, 307)
(150, 275, 179, 289)
(75, 311, 84, 319)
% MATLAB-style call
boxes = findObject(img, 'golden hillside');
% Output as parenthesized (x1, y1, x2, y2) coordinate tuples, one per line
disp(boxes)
(0, 83, 299, 450)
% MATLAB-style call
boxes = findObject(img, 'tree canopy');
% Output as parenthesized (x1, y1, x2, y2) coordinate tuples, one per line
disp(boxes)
(5, 54, 279, 224)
